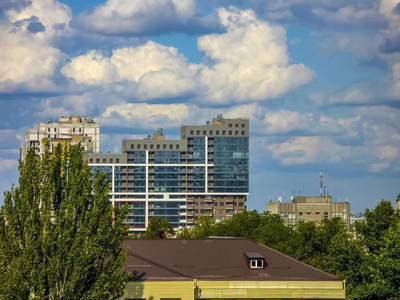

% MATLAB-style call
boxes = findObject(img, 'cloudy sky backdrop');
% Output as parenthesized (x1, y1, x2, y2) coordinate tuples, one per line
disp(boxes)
(1, 0, 400, 212)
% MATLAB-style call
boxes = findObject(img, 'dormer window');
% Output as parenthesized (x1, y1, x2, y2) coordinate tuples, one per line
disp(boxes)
(250, 259, 264, 268)
(245, 252, 265, 269)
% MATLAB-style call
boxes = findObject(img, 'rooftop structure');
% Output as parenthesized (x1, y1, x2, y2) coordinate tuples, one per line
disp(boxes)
(268, 196, 350, 228)
(21, 116, 100, 160)
(84, 114, 249, 232)
(121, 238, 345, 300)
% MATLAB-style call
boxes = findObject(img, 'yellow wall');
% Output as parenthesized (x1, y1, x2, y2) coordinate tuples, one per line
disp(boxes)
(122, 280, 345, 300)
(122, 281, 194, 300)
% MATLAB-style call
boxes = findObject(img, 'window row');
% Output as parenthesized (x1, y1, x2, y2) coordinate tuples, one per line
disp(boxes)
(130, 144, 180, 150)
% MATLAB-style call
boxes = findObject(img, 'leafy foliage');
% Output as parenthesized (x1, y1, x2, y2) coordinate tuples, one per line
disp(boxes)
(0, 144, 130, 299)
(144, 217, 174, 238)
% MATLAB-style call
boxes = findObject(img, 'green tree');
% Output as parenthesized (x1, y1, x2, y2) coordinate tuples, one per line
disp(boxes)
(191, 215, 215, 238)
(0, 144, 131, 300)
(144, 217, 174, 238)
(176, 228, 192, 239)
(354, 199, 396, 254)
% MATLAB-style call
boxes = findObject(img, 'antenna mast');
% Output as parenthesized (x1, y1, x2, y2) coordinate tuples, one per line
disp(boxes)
(320, 171, 323, 197)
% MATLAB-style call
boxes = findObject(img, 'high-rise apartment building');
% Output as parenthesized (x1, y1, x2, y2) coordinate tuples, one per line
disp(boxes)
(21, 116, 100, 160)
(84, 114, 249, 232)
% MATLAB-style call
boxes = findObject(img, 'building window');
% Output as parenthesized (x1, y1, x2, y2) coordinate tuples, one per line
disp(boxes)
(169, 144, 173, 149)
(190, 130, 194, 135)
(109, 159, 113, 163)
(137, 144, 141, 149)
(144, 144, 147, 149)
(150, 144, 154, 149)
(131, 144, 134, 149)
(163, 144, 167, 149)
(73, 128, 76, 132)
(220, 202, 224, 206)
(48, 128, 50, 132)
(241, 131, 245, 135)
(96, 158, 100, 163)
(200, 209, 205, 213)
(250, 259, 264, 268)
(242, 123, 245, 128)
(229, 124, 232, 127)
(222, 130, 226, 135)
(103, 158, 106, 163)
(235, 131, 238, 135)
(196, 130, 200, 135)
(157, 144, 160, 149)
(203, 130, 206, 135)
(239, 202, 243, 207)
(90, 158, 93, 163)
(79, 128, 81, 132)
(235, 124, 239, 128)
(54, 128, 57, 132)
(116, 158, 120, 163)
(176, 144, 180, 149)
(216, 130, 219, 135)
(209, 130, 213, 135)
(229, 131, 232, 135)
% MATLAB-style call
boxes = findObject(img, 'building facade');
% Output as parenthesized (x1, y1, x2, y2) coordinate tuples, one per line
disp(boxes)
(21, 116, 100, 160)
(121, 238, 345, 300)
(268, 196, 350, 228)
(84, 114, 249, 232)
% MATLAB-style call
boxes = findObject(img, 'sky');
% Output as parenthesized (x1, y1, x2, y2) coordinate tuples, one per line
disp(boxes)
(0, 0, 400, 213)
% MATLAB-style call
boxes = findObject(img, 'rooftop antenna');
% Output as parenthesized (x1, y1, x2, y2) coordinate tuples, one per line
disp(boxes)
(320, 171, 323, 197)
(208, 100, 211, 124)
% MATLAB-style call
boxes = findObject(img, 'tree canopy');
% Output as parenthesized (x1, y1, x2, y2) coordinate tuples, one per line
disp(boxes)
(0, 144, 130, 299)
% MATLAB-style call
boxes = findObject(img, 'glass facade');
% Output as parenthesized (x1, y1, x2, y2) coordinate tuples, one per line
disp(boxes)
(154, 151, 180, 164)
(115, 201, 146, 228)
(149, 201, 180, 226)
(213, 137, 249, 193)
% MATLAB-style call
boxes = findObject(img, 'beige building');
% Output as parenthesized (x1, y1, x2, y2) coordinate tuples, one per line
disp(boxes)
(21, 116, 100, 160)
(268, 196, 350, 228)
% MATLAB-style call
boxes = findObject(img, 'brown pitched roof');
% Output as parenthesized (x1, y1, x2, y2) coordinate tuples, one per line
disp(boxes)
(122, 238, 341, 282)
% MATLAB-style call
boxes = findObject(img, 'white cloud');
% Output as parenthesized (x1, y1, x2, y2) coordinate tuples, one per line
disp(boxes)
(100, 103, 191, 128)
(268, 136, 350, 165)
(72, 0, 196, 36)
(198, 7, 315, 103)
(61, 41, 198, 99)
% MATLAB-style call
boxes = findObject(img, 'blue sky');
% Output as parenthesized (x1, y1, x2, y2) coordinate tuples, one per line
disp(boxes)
(1, 0, 400, 213)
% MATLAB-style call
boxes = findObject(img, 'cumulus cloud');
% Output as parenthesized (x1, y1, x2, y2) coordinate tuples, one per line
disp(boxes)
(61, 41, 199, 99)
(70, 0, 217, 36)
(268, 136, 350, 165)
(0, 0, 70, 92)
(198, 7, 315, 102)
(100, 103, 191, 128)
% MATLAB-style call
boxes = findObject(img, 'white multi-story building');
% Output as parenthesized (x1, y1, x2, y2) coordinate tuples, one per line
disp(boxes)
(21, 116, 100, 160)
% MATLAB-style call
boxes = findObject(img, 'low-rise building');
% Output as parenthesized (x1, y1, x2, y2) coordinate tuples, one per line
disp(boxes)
(268, 196, 350, 228)
(121, 238, 345, 300)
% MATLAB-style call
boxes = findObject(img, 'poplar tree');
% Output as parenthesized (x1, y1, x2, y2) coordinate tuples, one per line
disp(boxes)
(0, 144, 130, 299)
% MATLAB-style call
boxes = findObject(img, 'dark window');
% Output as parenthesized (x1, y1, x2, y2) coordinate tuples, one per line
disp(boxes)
(157, 144, 160, 149)
(190, 130, 194, 135)
(150, 144, 154, 149)
(90, 158, 93, 163)
(220, 202, 224, 206)
(116, 158, 120, 163)
(109, 159, 113, 163)
(241, 131, 245, 135)
(222, 130, 226, 135)
(235, 124, 239, 128)
(54, 128, 57, 132)
(79, 128, 81, 132)
(229, 131, 232, 135)
(239, 202, 244, 207)
(131, 144, 134, 149)
(216, 130, 219, 135)
(196, 130, 200, 135)
(96, 158, 100, 163)
(144, 144, 147, 149)
(48, 128, 50, 132)
(176, 144, 180, 149)
(235, 131, 238, 135)
(163, 144, 167, 149)
(200, 209, 205, 213)
(73, 128, 75, 132)
(209, 130, 213, 135)
(203, 130, 206, 135)
(169, 144, 173, 149)
(229, 124, 232, 127)
(137, 144, 141, 149)
(103, 158, 106, 163)
(194, 209, 198, 213)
